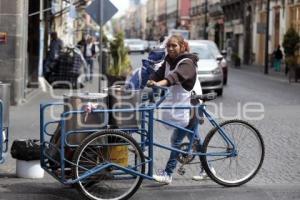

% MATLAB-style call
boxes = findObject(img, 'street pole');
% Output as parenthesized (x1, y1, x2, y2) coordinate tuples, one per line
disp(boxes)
(176, 0, 179, 28)
(264, 0, 270, 74)
(204, 0, 208, 39)
(38, 0, 44, 77)
(99, 0, 103, 92)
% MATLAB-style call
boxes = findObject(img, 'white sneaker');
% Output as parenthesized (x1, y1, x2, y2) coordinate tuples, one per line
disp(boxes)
(192, 171, 208, 181)
(192, 167, 216, 181)
(153, 172, 172, 184)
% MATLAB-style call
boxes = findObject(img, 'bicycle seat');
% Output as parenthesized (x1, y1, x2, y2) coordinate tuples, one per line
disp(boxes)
(191, 92, 217, 102)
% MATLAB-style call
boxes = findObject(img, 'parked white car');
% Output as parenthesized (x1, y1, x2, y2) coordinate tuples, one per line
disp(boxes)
(124, 39, 146, 54)
(146, 40, 159, 52)
(196, 40, 228, 85)
(189, 40, 224, 96)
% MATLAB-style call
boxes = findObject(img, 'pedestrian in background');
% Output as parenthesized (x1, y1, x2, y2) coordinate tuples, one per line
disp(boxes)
(49, 32, 63, 61)
(83, 36, 96, 81)
(274, 45, 283, 72)
(43, 32, 63, 79)
(77, 33, 88, 51)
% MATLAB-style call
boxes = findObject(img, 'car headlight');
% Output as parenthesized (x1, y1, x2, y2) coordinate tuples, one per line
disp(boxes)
(212, 67, 222, 74)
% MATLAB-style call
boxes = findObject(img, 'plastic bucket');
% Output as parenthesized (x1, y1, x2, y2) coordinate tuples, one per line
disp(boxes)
(1, 130, 6, 161)
(16, 160, 44, 179)
(0, 82, 10, 128)
(107, 85, 142, 128)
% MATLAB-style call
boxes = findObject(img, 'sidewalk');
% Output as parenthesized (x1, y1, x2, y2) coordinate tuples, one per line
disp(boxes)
(0, 77, 100, 174)
(232, 63, 294, 84)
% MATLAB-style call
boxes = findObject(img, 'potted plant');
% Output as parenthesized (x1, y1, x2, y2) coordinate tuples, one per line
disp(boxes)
(107, 31, 132, 86)
(231, 53, 241, 68)
(282, 28, 300, 82)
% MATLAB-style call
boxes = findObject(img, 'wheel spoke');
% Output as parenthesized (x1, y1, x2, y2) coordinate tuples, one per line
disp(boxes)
(202, 120, 264, 186)
(73, 131, 145, 200)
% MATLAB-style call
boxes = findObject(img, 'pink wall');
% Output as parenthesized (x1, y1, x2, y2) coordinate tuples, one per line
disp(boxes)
(179, 0, 191, 17)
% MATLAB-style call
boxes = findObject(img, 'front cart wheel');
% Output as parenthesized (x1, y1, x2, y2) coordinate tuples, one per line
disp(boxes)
(201, 120, 265, 187)
(72, 130, 145, 200)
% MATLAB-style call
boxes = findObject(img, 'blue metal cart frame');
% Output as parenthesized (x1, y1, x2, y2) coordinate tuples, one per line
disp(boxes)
(40, 87, 265, 200)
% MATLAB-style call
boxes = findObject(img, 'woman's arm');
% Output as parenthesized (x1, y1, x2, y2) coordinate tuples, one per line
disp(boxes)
(149, 61, 166, 81)
(165, 61, 196, 88)
(148, 79, 169, 87)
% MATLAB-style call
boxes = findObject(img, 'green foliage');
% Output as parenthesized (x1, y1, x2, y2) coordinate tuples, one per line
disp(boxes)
(282, 28, 300, 57)
(285, 56, 297, 66)
(108, 32, 132, 76)
(231, 53, 241, 66)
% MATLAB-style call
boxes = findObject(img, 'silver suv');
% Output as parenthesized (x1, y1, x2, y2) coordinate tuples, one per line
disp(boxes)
(189, 40, 224, 96)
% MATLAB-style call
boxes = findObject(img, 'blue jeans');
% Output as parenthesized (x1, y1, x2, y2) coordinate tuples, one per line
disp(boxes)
(84, 57, 93, 81)
(165, 118, 199, 175)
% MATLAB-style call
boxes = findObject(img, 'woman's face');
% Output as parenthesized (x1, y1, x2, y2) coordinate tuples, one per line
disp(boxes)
(166, 38, 183, 59)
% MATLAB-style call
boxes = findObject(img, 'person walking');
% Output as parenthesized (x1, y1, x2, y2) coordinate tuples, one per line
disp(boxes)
(83, 36, 96, 81)
(77, 33, 88, 51)
(49, 32, 63, 61)
(274, 45, 283, 72)
(44, 32, 63, 78)
(147, 35, 203, 184)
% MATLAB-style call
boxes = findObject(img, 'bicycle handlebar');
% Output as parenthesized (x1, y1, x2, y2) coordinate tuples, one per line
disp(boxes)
(191, 92, 217, 102)
(146, 85, 169, 107)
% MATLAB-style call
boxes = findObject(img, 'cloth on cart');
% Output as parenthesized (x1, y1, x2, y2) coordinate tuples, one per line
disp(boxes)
(126, 48, 165, 89)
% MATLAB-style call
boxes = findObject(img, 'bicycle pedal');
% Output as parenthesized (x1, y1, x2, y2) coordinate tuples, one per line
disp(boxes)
(177, 167, 185, 176)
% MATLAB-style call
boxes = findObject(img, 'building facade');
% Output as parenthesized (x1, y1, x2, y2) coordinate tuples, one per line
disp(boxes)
(0, 0, 89, 105)
(208, 0, 224, 49)
(190, 0, 205, 39)
(146, 0, 159, 40)
(166, 0, 178, 30)
(157, 0, 167, 36)
(178, 0, 192, 30)
(0, 0, 29, 105)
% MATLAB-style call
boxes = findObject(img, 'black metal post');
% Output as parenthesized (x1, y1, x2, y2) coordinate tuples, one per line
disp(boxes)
(99, 0, 103, 92)
(264, 0, 270, 74)
(176, 0, 179, 28)
(204, 0, 208, 39)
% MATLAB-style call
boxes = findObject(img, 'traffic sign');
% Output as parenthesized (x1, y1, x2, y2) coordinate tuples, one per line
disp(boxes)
(85, 0, 118, 26)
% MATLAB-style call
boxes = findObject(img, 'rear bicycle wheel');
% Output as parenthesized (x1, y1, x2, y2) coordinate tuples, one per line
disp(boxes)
(72, 130, 145, 200)
(201, 120, 265, 187)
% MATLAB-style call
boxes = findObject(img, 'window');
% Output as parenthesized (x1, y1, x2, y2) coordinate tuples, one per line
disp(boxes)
(290, 5, 300, 33)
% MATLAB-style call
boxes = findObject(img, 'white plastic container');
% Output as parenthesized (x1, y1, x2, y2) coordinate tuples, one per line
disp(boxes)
(1, 130, 7, 163)
(16, 160, 44, 179)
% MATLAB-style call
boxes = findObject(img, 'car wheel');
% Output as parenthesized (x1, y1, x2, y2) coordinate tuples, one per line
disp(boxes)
(216, 89, 223, 96)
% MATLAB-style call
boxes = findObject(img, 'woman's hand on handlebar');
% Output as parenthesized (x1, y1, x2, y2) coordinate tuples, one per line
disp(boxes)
(147, 80, 158, 87)
(147, 79, 168, 87)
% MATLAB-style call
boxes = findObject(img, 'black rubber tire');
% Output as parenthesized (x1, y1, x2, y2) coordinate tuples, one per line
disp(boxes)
(72, 130, 145, 200)
(200, 120, 265, 187)
(216, 89, 223, 96)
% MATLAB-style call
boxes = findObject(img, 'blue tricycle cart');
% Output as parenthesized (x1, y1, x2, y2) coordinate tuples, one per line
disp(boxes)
(40, 86, 265, 200)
